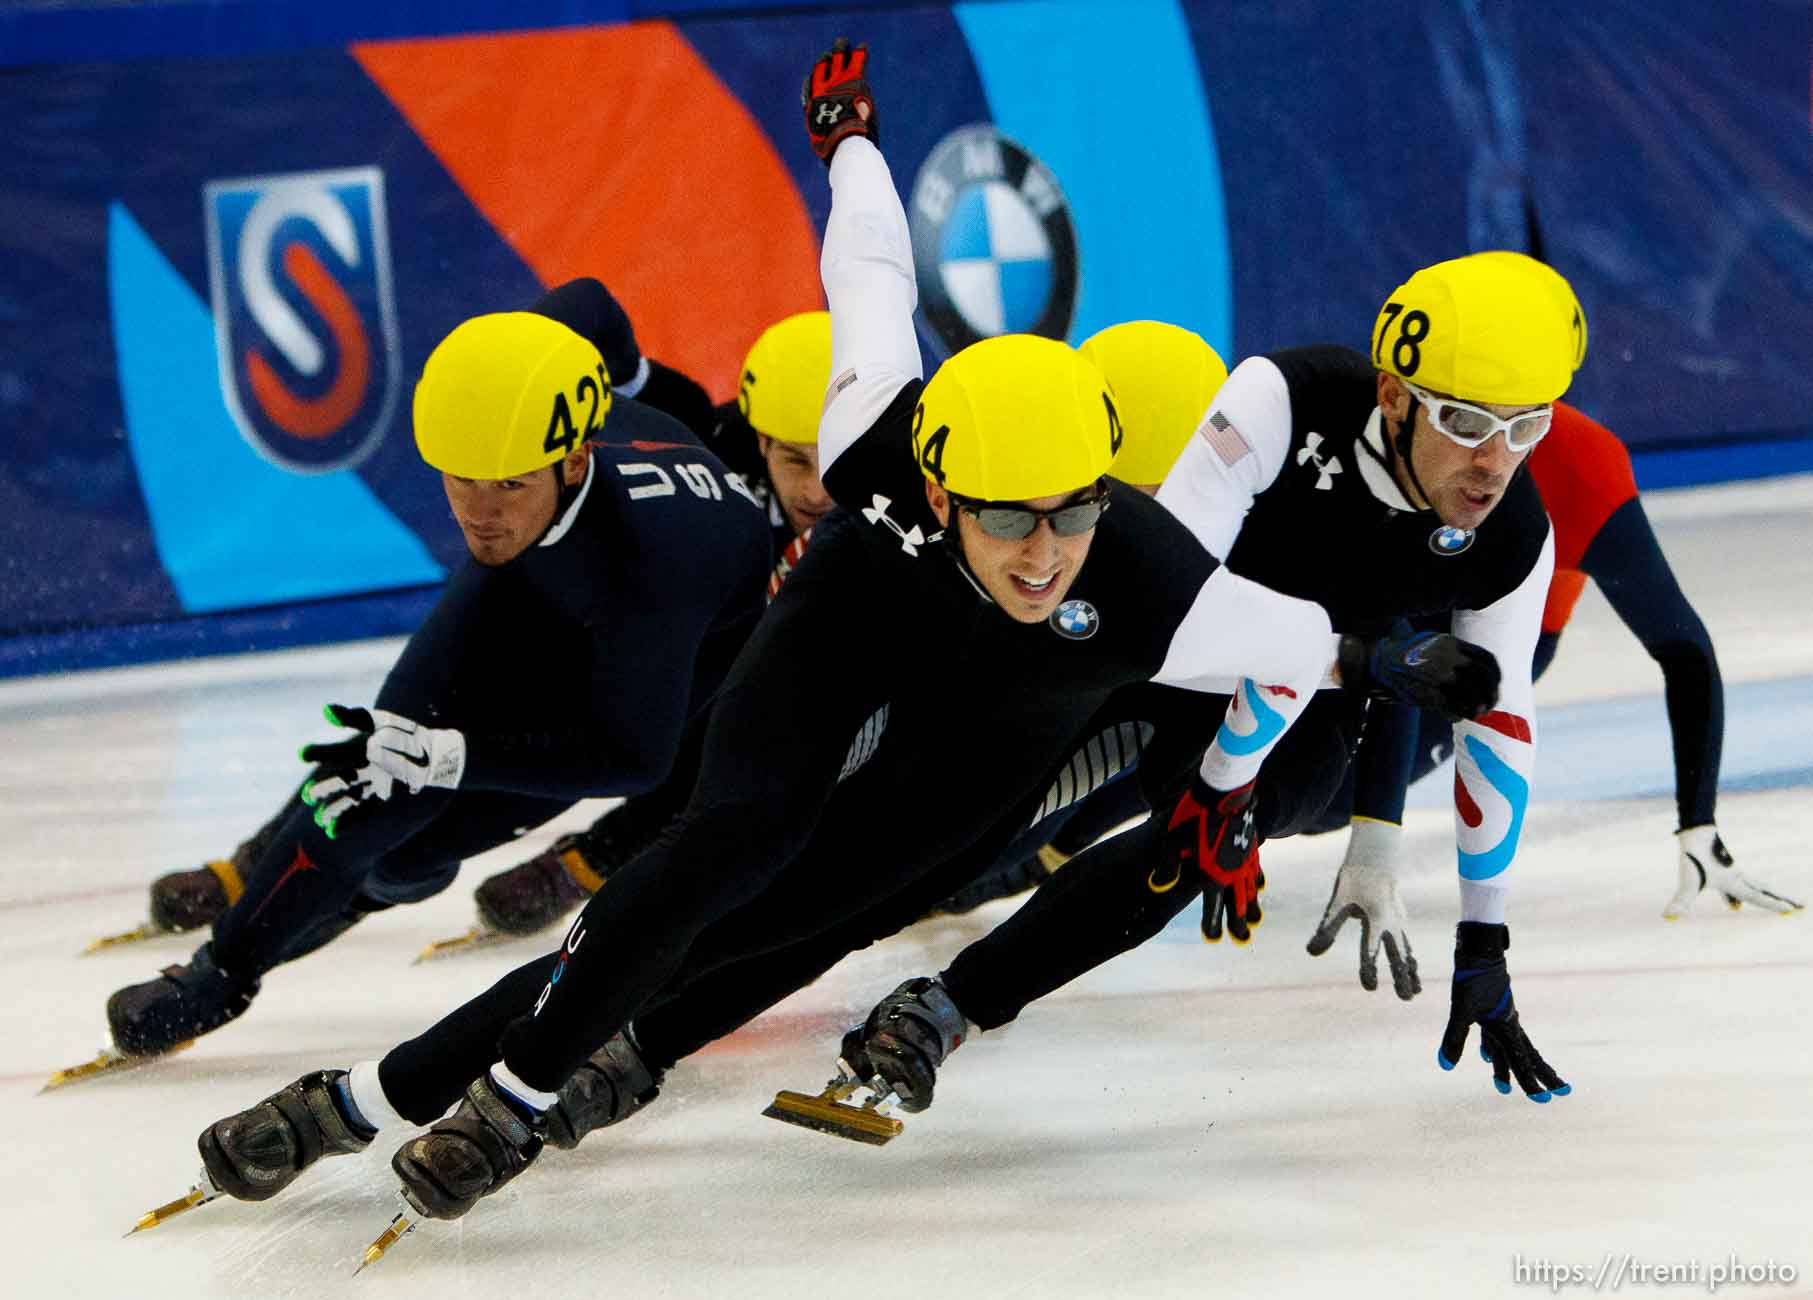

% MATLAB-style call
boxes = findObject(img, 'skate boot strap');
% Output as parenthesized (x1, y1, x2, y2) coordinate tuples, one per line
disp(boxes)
(1034, 843, 1071, 874)
(558, 839, 607, 894)
(465, 1074, 544, 1159)
(266, 1070, 377, 1160)
(874, 978, 970, 1062)
(205, 858, 247, 905)
(546, 1032, 662, 1150)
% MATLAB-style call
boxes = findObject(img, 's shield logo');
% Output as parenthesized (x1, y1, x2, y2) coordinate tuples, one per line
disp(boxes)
(204, 166, 401, 473)
(909, 125, 1079, 357)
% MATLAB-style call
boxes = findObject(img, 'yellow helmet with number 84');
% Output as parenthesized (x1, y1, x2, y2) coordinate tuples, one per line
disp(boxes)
(913, 333, 1120, 501)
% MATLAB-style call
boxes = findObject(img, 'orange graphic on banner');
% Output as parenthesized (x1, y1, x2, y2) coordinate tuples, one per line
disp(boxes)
(352, 22, 823, 402)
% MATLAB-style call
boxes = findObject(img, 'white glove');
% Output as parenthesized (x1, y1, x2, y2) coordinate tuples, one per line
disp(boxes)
(1665, 825, 1802, 919)
(299, 705, 467, 838)
(1306, 818, 1423, 999)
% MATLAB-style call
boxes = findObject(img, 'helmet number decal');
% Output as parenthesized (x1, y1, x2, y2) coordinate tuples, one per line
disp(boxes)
(544, 363, 610, 457)
(737, 367, 755, 418)
(1374, 302, 1430, 376)
(914, 402, 951, 485)
(1104, 391, 1124, 456)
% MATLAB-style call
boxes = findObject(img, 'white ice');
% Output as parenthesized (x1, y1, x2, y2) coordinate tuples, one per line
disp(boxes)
(2, 476, 1809, 1300)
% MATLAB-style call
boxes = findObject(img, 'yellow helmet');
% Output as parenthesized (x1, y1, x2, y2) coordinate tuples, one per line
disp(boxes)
(414, 312, 610, 479)
(1372, 252, 1584, 405)
(914, 334, 1120, 501)
(1078, 321, 1229, 485)
(1469, 250, 1588, 373)
(738, 310, 832, 446)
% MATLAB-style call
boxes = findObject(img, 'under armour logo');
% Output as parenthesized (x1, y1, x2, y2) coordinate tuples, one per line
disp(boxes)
(1233, 817, 1253, 851)
(1296, 431, 1342, 490)
(816, 102, 844, 125)
(861, 494, 927, 555)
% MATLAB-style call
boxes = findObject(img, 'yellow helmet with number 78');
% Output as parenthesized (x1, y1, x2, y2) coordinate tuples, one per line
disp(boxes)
(414, 312, 612, 480)
(1371, 252, 1582, 406)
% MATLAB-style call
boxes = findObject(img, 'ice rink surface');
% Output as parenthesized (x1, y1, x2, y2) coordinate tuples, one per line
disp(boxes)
(2, 477, 1809, 1300)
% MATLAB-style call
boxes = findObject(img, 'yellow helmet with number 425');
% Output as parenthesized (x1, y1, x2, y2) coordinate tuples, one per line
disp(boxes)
(914, 334, 1120, 501)
(414, 312, 612, 480)
(1372, 252, 1583, 406)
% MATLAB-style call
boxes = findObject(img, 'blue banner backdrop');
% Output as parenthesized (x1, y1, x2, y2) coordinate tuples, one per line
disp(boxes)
(1, 0, 1809, 674)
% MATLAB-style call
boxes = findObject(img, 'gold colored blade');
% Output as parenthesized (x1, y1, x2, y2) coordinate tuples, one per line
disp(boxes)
(412, 927, 507, 964)
(42, 1039, 193, 1092)
(124, 1184, 216, 1236)
(354, 1211, 415, 1275)
(82, 922, 165, 955)
(761, 1088, 902, 1146)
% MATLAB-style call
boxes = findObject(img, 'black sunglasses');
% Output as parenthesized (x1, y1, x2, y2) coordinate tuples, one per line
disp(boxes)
(951, 486, 1112, 541)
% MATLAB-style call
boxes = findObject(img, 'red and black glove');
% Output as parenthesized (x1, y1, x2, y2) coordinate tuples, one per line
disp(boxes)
(1165, 778, 1265, 944)
(802, 38, 879, 163)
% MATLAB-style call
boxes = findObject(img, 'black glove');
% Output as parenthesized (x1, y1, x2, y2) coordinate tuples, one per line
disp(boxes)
(1339, 629, 1500, 721)
(802, 38, 879, 163)
(1438, 922, 1570, 1103)
(1162, 778, 1264, 944)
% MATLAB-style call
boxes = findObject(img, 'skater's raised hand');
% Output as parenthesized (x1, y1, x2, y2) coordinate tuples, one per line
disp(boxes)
(1306, 820, 1421, 999)
(802, 38, 878, 163)
(299, 704, 466, 837)
(1164, 778, 1263, 944)
(1437, 922, 1569, 1103)
(1665, 824, 1802, 919)
(1339, 628, 1499, 722)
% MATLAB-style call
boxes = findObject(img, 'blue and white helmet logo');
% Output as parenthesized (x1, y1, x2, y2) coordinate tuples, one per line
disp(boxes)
(1050, 599, 1100, 640)
(908, 125, 1079, 357)
(1429, 525, 1476, 556)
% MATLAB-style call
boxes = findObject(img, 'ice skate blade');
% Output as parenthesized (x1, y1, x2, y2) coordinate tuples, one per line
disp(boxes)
(354, 1210, 415, 1274)
(412, 926, 512, 964)
(762, 1088, 903, 1146)
(125, 1171, 222, 1236)
(41, 1039, 194, 1092)
(82, 922, 170, 955)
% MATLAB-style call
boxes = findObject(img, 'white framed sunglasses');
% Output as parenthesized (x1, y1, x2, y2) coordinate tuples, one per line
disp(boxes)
(1403, 381, 1553, 453)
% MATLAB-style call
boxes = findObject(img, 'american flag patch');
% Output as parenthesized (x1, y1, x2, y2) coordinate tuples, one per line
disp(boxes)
(1200, 410, 1252, 467)
(823, 367, 858, 414)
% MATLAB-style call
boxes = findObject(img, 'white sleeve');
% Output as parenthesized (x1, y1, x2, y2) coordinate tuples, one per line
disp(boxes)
(1154, 355, 1294, 559)
(1152, 569, 1340, 792)
(1449, 528, 1554, 923)
(817, 138, 922, 473)
(1152, 567, 1339, 691)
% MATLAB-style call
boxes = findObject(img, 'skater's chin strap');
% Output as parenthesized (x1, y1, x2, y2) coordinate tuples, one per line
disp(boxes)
(537, 452, 597, 548)
(937, 507, 994, 607)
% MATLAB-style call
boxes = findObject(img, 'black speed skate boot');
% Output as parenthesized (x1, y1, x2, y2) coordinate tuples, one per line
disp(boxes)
(545, 1031, 663, 1150)
(199, 1069, 374, 1201)
(843, 977, 971, 1113)
(393, 1074, 544, 1221)
(106, 941, 260, 1057)
(473, 834, 597, 936)
(933, 843, 1069, 916)
(148, 809, 286, 932)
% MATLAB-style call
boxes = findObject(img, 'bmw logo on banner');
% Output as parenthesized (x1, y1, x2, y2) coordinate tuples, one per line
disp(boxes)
(204, 166, 402, 474)
(909, 125, 1079, 356)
